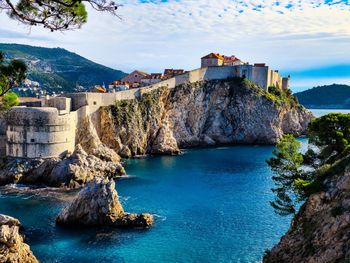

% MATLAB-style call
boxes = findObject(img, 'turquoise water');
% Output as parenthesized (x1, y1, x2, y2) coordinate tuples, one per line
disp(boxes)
(0, 109, 339, 263)
(0, 146, 292, 263)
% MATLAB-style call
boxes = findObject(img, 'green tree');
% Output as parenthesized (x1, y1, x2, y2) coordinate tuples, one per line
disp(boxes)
(267, 135, 305, 216)
(268, 113, 350, 217)
(308, 113, 350, 162)
(0, 0, 120, 31)
(0, 51, 27, 96)
(0, 92, 19, 111)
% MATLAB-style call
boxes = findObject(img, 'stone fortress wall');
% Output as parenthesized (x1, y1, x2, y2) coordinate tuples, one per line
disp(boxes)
(0, 65, 288, 159)
(0, 116, 6, 157)
(6, 107, 76, 158)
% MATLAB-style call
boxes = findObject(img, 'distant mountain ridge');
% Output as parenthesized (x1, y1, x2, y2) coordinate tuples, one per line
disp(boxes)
(0, 43, 127, 92)
(294, 84, 350, 109)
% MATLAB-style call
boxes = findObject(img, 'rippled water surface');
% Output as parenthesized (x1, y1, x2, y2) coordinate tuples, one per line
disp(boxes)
(0, 146, 293, 263)
(0, 108, 338, 263)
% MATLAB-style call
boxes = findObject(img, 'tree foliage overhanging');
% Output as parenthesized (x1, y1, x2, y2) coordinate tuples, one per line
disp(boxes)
(0, 51, 27, 96)
(267, 113, 350, 216)
(0, 92, 19, 111)
(0, 0, 120, 31)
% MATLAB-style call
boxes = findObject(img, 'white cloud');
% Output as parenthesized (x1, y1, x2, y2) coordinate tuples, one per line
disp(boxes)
(0, 0, 350, 76)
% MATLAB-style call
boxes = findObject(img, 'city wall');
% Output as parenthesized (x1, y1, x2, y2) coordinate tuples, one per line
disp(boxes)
(0, 116, 6, 158)
(0, 65, 285, 159)
(6, 107, 76, 159)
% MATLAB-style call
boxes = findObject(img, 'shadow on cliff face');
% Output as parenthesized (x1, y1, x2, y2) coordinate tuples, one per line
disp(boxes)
(99, 78, 313, 158)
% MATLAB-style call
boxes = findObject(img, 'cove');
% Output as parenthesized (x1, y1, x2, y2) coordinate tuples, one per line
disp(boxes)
(0, 145, 295, 263)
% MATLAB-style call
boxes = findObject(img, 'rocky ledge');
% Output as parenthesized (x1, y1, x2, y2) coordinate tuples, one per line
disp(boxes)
(56, 177, 154, 228)
(264, 165, 350, 263)
(99, 78, 313, 158)
(0, 214, 38, 263)
(0, 144, 125, 189)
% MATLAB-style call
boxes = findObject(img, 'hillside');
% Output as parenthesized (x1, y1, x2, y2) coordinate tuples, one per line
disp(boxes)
(294, 84, 350, 109)
(0, 43, 127, 93)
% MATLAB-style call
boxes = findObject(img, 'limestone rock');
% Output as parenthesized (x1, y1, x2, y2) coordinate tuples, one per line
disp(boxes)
(76, 116, 121, 163)
(0, 214, 38, 263)
(99, 79, 313, 157)
(56, 177, 154, 228)
(0, 144, 125, 188)
(264, 169, 350, 263)
(151, 124, 181, 155)
(0, 115, 124, 188)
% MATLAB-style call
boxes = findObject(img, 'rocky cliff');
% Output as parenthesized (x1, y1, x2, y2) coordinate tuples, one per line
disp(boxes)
(99, 78, 313, 157)
(264, 161, 350, 263)
(0, 78, 312, 188)
(0, 111, 125, 188)
(0, 214, 38, 263)
(0, 144, 125, 188)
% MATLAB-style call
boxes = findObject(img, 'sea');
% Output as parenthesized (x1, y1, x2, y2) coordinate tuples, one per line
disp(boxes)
(0, 109, 346, 263)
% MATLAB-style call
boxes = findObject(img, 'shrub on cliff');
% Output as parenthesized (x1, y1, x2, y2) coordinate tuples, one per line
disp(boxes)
(0, 92, 19, 112)
(309, 113, 350, 162)
(267, 113, 350, 216)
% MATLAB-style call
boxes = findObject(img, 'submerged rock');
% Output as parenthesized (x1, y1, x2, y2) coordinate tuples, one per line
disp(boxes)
(0, 214, 38, 263)
(56, 177, 154, 228)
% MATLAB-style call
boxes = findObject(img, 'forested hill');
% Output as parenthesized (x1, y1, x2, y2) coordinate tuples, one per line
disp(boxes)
(0, 43, 127, 92)
(294, 84, 350, 109)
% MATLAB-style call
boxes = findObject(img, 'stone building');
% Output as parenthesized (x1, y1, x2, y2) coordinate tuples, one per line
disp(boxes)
(163, 69, 186, 78)
(282, 76, 291, 90)
(141, 73, 163, 86)
(108, 80, 130, 92)
(121, 70, 149, 84)
(201, 53, 244, 67)
(0, 54, 291, 160)
(222, 56, 244, 66)
(6, 106, 75, 159)
(201, 53, 225, 67)
(201, 53, 288, 90)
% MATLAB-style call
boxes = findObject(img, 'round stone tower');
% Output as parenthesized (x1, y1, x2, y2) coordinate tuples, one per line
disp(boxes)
(6, 107, 75, 159)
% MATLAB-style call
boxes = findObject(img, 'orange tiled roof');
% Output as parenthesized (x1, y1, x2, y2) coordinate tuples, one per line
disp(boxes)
(142, 73, 163, 79)
(223, 55, 241, 63)
(164, 69, 185, 75)
(201, 53, 225, 60)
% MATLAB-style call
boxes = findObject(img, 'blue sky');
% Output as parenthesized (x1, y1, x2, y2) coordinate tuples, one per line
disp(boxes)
(1, 0, 350, 92)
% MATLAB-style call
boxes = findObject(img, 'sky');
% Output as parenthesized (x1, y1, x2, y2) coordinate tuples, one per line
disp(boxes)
(0, 0, 350, 92)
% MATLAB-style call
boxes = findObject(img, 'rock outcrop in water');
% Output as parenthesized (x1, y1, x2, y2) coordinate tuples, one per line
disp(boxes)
(56, 177, 154, 228)
(0, 144, 125, 188)
(264, 162, 350, 263)
(0, 113, 125, 188)
(99, 79, 313, 157)
(0, 78, 312, 187)
(0, 214, 38, 263)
